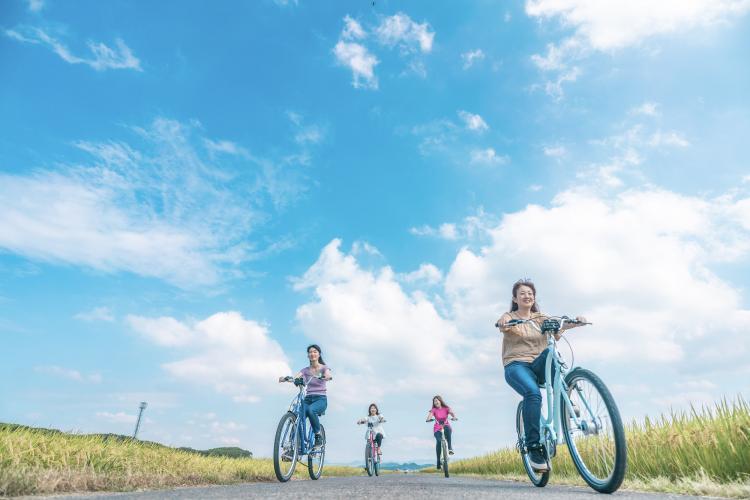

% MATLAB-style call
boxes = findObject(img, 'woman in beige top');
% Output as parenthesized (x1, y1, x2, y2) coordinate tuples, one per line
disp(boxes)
(496, 279, 586, 471)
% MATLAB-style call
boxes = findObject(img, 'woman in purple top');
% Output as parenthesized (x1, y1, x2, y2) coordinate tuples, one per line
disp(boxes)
(279, 344, 332, 449)
(425, 395, 457, 469)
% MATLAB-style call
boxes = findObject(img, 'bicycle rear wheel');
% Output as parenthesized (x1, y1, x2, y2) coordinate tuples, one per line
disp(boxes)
(442, 436, 449, 478)
(516, 401, 549, 487)
(562, 368, 627, 493)
(365, 443, 374, 476)
(273, 412, 298, 482)
(308, 425, 326, 480)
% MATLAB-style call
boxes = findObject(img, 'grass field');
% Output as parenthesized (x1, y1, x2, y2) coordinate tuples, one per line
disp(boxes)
(0, 424, 361, 497)
(445, 397, 750, 498)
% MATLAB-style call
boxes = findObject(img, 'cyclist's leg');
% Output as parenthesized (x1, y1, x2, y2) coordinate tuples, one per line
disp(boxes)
(505, 361, 542, 446)
(444, 426, 453, 451)
(304, 395, 327, 435)
(530, 348, 555, 385)
(375, 433, 383, 448)
(434, 431, 442, 467)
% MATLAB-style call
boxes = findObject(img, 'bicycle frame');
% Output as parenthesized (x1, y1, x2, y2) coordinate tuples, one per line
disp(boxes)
(282, 383, 321, 457)
(537, 319, 593, 449)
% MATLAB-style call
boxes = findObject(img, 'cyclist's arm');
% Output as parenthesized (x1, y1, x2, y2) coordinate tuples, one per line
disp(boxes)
(560, 316, 588, 331)
(321, 367, 333, 381)
(497, 313, 523, 336)
(425, 410, 434, 421)
(448, 409, 457, 419)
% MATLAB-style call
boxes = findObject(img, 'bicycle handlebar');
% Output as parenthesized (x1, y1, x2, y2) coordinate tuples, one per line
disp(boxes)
(495, 315, 591, 331)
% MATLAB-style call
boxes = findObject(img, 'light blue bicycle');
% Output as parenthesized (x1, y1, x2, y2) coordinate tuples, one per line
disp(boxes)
(507, 316, 627, 493)
(273, 376, 326, 482)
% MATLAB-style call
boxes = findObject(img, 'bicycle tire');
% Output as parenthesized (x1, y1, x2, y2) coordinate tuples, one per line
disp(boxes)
(562, 368, 627, 493)
(308, 425, 326, 480)
(273, 412, 298, 482)
(365, 443, 374, 476)
(374, 445, 380, 476)
(516, 401, 549, 487)
(442, 436, 449, 478)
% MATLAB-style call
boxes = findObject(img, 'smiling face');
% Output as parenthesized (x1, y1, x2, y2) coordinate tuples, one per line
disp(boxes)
(433, 397, 442, 408)
(307, 346, 320, 364)
(369, 404, 377, 416)
(513, 284, 535, 310)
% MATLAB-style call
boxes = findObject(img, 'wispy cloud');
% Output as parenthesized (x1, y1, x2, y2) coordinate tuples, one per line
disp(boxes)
(543, 145, 567, 157)
(74, 307, 115, 322)
(374, 13, 435, 54)
(26, 0, 44, 12)
(5, 26, 142, 71)
(35, 365, 102, 383)
(470, 147, 509, 165)
(333, 40, 379, 90)
(461, 49, 485, 69)
(630, 102, 661, 117)
(0, 117, 310, 287)
(458, 110, 488, 132)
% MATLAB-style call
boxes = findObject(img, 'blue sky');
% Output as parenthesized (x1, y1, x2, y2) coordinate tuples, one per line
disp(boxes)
(2, 0, 750, 463)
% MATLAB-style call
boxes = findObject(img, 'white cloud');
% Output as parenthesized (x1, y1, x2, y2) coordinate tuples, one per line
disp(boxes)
(333, 40, 379, 90)
(374, 13, 435, 54)
(96, 411, 137, 424)
(5, 27, 141, 71)
(648, 130, 690, 148)
(461, 49, 485, 69)
(543, 145, 567, 157)
(293, 240, 478, 403)
(631, 102, 661, 117)
(26, 0, 44, 12)
(0, 117, 307, 288)
(457, 110, 489, 132)
(35, 365, 102, 383)
(74, 307, 115, 322)
(444, 187, 750, 369)
(400, 263, 443, 285)
(525, 1, 750, 95)
(525, 0, 750, 52)
(410, 209, 497, 242)
(470, 148, 509, 165)
(128, 312, 292, 402)
(342, 15, 366, 40)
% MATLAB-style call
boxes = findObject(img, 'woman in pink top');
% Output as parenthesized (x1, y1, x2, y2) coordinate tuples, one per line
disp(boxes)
(424, 395, 457, 469)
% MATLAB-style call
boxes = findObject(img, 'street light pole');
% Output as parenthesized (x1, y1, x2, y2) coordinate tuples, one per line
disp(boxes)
(133, 401, 148, 439)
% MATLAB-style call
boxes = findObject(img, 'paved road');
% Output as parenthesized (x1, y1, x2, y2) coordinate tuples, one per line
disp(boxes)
(45, 474, 708, 499)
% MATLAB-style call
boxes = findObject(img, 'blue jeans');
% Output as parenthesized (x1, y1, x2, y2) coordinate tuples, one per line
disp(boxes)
(304, 395, 327, 435)
(504, 349, 555, 447)
(434, 426, 453, 465)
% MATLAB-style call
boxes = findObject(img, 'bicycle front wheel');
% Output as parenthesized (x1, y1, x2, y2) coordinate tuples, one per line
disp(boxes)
(442, 436, 449, 478)
(374, 445, 380, 476)
(516, 401, 549, 487)
(365, 443, 374, 476)
(562, 368, 627, 493)
(273, 412, 298, 482)
(308, 425, 325, 480)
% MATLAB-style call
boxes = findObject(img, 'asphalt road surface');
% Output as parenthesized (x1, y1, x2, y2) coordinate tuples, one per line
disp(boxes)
(44, 474, 709, 499)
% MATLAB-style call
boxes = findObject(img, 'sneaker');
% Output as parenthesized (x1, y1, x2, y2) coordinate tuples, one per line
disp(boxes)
(313, 433, 323, 449)
(436, 464, 441, 470)
(528, 447, 548, 472)
(448, 449, 454, 455)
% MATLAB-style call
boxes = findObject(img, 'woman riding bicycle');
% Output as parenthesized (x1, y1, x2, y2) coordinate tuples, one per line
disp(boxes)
(496, 279, 585, 472)
(425, 395, 456, 469)
(357, 403, 386, 456)
(278, 344, 332, 449)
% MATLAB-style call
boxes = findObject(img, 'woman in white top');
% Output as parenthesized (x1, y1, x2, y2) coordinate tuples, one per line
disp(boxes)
(357, 403, 386, 455)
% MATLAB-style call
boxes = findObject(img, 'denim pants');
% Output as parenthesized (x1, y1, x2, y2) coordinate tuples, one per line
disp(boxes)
(304, 395, 327, 435)
(434, 426, 453, 464)
(504, 349, 555, 447)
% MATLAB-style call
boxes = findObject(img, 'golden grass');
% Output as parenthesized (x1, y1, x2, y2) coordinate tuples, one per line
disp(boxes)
(444, 396, 750, 498)
(0, 425, 361, 496)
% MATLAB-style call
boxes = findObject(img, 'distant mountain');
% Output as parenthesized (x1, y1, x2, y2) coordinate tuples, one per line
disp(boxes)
(378, 462, 431, 471)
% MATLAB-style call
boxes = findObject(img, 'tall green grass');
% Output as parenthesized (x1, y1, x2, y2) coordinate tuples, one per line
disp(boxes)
(448, 397, 750, 497)
(0, 424, 361, 496)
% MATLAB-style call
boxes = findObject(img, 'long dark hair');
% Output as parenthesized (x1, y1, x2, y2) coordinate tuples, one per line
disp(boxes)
(368, 403, 379, 415)
(509, 279, 540, 313)
(432, 395, 448, 409)
(307, 344, 326, 365)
